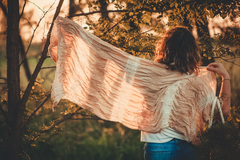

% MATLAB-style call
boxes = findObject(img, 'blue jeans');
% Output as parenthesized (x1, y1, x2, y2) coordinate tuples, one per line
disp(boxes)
(144, 139, 199, 160)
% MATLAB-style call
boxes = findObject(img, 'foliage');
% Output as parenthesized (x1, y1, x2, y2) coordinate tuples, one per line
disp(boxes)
(46, 120, 144, 160)
(197, 105, 240, 160)
(0, 0, 240, 159)
(81, 0, 240, 65)
(197, 123, 240, 160)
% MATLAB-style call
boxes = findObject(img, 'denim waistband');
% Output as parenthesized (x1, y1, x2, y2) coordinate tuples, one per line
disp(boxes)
(144, 139, 199, 160)
(146, 138, 186, 144)
(144, 139, 194, 151)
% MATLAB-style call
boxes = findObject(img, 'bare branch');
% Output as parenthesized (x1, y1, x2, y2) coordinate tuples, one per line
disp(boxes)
(32, 114, 75, 142)
(68, 6, 175, 18)
(68, 117, 102, 121)
(41, 66, 56, 70)
(19, 2, 55, 66)
(19, 0, 64, 123)
(22, 18, 34, 30)
(117, 46, 153, 53)
(0, 77, 7, 81)
(30, 106, 86, 143)
(23, 93, 51, 127)
(28, 107, 105, 145)
(71, 3, 96, 30)
(20, 151, 31, 160)
(99, 17, 125, 38)
(219, 57, 240, 67)
(19, 0, 27, 19)
(68, 9, 144, 18)
(125, 28, 155, 43)
(214, 53, 240, 59)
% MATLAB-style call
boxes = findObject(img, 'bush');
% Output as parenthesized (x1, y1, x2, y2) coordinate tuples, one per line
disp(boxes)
(197, 122, 240, 160)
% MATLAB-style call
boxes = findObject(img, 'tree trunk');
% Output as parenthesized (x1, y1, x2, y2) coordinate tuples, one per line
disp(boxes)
(6, 0, 22, 159)
(0, 1, 32, 81)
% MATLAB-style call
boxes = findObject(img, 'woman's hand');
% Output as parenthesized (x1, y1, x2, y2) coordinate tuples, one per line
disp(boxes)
(207, 62, 231, 117)
(207, 62, 230, 80)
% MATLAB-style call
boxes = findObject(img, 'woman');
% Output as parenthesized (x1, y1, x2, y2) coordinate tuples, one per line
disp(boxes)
(142, 27, 231, 160)
(49, 17, 231, 160)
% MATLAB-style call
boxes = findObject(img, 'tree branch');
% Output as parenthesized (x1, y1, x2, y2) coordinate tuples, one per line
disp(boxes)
(19, 0, 27, 20)
(19, 0, 64, 123)
(69, 2, 96, 30)
(23, 93, 51, 127)
(125, 28, 155, 43)
(1, 0, 31, 82)
(28, 106, 105, 144)
(30, 106, 87, 143)
(32, 113, 76, 142)
(68, 8, 156, 18)
(67, 0, 197, 18)
(22, 17, 34, 30)
(68, 117, 102, 121)
(19, 1, 55, 66)
(0, 77, 7, 81)
(99, 16, 125, 38)
(116, 45, 153, 53)
(41, 66, 56, 70)
(219, 57, 240, 67)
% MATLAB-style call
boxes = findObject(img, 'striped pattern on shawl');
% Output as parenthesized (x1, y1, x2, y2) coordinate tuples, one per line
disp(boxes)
(49, 16, 217, 144)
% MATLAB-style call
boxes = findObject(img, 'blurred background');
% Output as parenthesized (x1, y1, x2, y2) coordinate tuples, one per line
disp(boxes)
(0, 0, 240, 160)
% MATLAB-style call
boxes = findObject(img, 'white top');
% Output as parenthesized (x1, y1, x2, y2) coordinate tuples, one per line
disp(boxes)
(141, 127, 185, 143)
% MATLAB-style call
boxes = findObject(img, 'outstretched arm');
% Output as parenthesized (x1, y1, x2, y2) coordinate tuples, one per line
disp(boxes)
(207, 62, 231, 117)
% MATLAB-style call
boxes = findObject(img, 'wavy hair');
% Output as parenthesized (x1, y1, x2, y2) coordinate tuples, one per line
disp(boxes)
(154, 26, 201, 74)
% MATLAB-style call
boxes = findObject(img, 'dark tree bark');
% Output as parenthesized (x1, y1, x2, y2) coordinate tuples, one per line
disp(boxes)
(1, 0, 32, 81)
(99, 0, 109, 19)
(2, 0, 64, 159)
(5, 0, 21, 159)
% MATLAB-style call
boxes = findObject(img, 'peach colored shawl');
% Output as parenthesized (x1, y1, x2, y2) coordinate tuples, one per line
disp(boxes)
(49, 17, 217, 144)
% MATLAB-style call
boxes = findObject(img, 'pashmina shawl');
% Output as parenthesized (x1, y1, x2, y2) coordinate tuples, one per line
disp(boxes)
(48, 16, 217, 144)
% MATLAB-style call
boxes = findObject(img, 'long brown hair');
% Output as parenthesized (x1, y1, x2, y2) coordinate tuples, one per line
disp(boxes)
(154, 26, 201, 74)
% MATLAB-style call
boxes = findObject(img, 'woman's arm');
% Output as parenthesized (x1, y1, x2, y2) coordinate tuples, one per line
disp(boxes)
(207, 62, 231, 117)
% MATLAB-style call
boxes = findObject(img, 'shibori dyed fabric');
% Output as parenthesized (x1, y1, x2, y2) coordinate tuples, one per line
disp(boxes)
(48, 16, 217, 144)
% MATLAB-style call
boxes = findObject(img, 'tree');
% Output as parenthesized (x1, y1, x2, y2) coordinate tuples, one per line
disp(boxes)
(0, 0, 239, 159)
(1, 0, 64, 159)
(69, 0, 239, 66)
(5, 0, 21, 159)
